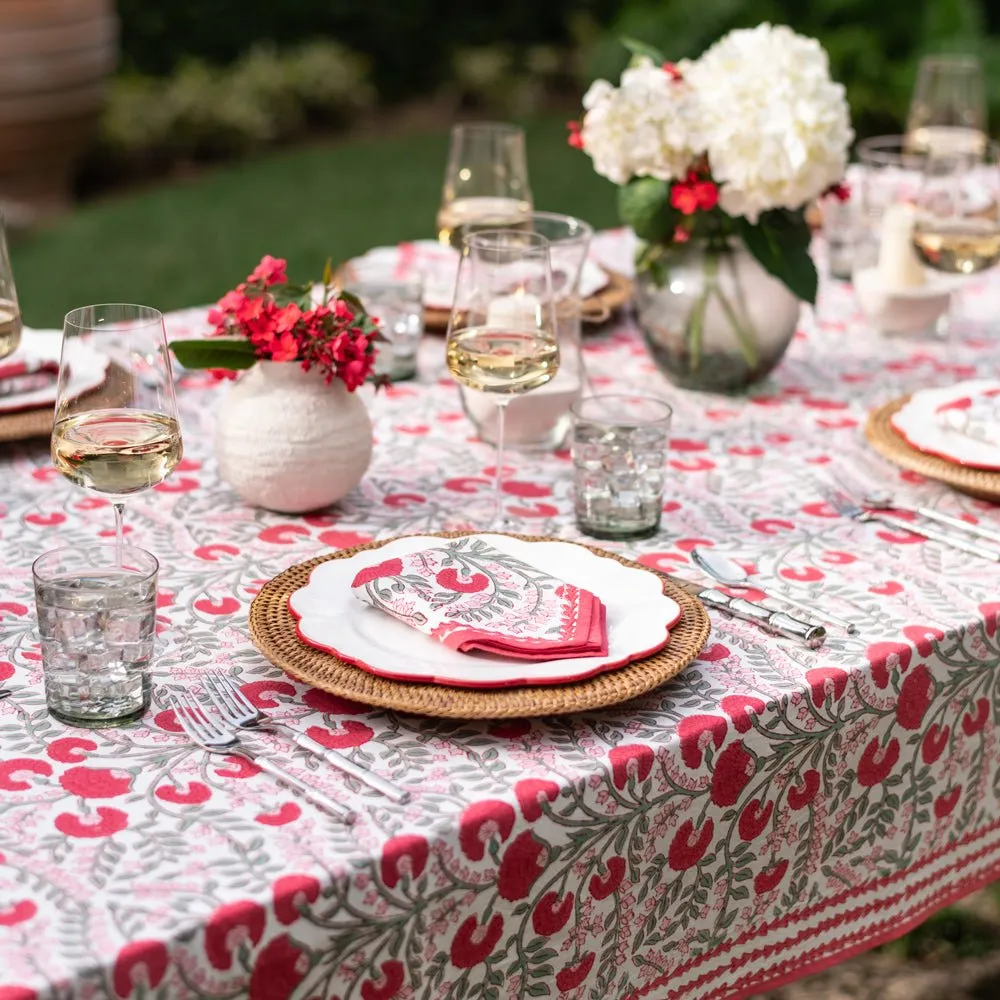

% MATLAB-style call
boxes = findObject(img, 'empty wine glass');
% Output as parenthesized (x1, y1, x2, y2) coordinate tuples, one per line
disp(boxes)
(445, 230, 559, 527)
(436, 123, 533, 248)
(906, 54, 987, 157)
(52, 305, 182, 564)
(0, 215, 22, 361)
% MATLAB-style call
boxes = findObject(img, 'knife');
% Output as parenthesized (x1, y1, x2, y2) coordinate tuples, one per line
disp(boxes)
(655, 573, 827, 649)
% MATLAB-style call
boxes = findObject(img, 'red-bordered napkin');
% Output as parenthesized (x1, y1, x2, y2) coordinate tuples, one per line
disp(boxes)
(351, 538, 608, 660)
(0, 355, 59, 398)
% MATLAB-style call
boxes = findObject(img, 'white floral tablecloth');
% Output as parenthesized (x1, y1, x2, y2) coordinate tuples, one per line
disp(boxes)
(3, 232, 1000, 1000)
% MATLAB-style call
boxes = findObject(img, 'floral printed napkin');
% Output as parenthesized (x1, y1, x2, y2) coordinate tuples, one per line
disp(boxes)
(350, 538, 608, 660)
(0, 354, 59, 397)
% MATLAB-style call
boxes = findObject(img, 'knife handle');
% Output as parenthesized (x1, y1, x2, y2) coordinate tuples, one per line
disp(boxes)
(698, 589, 827, 649)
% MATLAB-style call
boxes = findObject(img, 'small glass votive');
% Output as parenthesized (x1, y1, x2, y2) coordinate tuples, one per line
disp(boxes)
(346, 278, 424, 382)
(571, 394, 672, 540)
(33, 544, 158, 728)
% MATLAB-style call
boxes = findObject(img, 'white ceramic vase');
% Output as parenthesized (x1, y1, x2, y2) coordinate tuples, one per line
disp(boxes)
(215, 361, 373, 513)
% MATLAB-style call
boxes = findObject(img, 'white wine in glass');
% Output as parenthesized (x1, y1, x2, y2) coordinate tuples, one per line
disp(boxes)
(0, 216, 22, 361)
(53, 304, 182, 564)
(906, 55, 987, 157)
(911, 140, 1000, 277)
(437, 123, 533, 248)
(446, 230, 558, 527)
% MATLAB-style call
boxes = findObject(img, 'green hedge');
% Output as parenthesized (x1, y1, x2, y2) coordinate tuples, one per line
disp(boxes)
(116, 0, 620, 100)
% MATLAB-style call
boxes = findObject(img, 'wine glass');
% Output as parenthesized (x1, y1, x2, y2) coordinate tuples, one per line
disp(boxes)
(911, 140, 1000, 277)
(52, 304, 182, 564)
(436, 123, 533, 248)
(0, 215, 22, 361)
(906, 54, 987, 157)
(445, 230, 559, 527)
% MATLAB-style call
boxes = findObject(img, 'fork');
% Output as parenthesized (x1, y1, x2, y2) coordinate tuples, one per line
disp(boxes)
(203, 673, 410, 804)
(829, 467, 1000, 547)
(819, 483, 1000, 563)
(170, 692, 357, 824)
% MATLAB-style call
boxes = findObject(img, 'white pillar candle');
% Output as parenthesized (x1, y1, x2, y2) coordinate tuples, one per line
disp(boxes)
(877, 203, 926, 290)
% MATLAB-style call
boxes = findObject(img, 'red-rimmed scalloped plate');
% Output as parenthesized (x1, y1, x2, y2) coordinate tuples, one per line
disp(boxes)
(891, 380, 1000, 470)
(0, 328, 109, 414)
(287, 533, 681, 688)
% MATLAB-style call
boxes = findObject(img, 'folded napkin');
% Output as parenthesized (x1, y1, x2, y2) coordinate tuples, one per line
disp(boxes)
(351, 538, 608, 660)
(0, 354, 59, 397)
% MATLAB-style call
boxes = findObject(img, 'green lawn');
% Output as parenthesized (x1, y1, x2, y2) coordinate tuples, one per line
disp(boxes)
(10, 115, 620, 329)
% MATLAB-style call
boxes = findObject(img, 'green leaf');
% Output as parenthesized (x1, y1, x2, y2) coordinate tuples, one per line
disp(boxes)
(170, 337, 257, 370)
(620, 36, 666, 65)
(618, 177, 678, 243)
(737, 209, 818, 304)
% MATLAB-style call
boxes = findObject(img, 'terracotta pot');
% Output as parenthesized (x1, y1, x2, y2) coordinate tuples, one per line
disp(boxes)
(215, 362, 374, 514)
(0, 0, 117, 216)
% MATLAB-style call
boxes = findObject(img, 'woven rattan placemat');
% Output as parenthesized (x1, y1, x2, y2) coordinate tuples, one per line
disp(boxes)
(866, 396, 1000, 502)
(248, 531, 710, 719)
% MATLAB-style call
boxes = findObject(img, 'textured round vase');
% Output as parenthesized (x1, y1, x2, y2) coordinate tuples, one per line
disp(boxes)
(636, 240, 801, 393)
(215, 362, 373, 513)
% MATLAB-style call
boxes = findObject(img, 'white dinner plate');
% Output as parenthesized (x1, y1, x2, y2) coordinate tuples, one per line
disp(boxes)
(345, 241, 611, 311)
(891, 379, 1000, 470)
(288, 533, 682, 688)
(0, 328, 109, 414)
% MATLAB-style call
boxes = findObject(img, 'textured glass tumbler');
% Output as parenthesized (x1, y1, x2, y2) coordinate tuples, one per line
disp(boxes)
(571, 395, 671, 540)
(33, 544, 158, 728)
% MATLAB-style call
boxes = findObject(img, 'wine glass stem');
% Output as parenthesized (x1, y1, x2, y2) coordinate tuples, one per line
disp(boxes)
(113, 502, 126, 566)
(492, 399, 510, 529)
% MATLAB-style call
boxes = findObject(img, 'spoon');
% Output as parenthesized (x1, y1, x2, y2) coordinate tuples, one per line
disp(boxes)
(691, 547, 860, 635)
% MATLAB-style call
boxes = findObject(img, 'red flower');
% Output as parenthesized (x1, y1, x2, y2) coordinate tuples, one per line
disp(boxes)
(857, 737, 900, 787)
(435, 568, 490, 594)
(589, 856, 626, 900)
(59, 767, 132, 799)
(827, 182, 850, 202)
(113, 940, 169, 998)
(668, 818, 714, 871)
(273, 874, 321, 925)
(459, 800, 515, 860)
(361, 960, 406, 1000)
(351, 558, 403, 588)
(934, 786, 961, 819)
(788, 769, 820, 810)
(555, 952, 596, 992)
(515, 778, 559, 821)
(866, 641, 911, 688)
(738, 798, 773, 842)
(963, 698, 990, 736)
(0, 758, 52, 792)
(248, 935, 308, 1000)
(922, 723, 950, 765)
(670, 171, 719, 215)
(609, 744, 654, 789)
(753, 859, 788, 895)
(204, 900, 266, 970)
(497, 831, 548, 901)
(677, 715, 728, 769)
(249, 255, 288, 287)
(46, 737, 97, 763)
(710, 741, 756, 807)
(0, 901, 35, 927)
(450, 913, 504, 969)
(532, 891, 574, 936)
(897, 664, 935, 730)
(381, 834, 429, 888)
(662, 61, 683, 81)
(55, 807, 128, 839)
(721, 695, 766, 734)
(981, 601, 1000, 638)
(567, 120, 584, 150)
(902, 624, 945, 658)
(806, 667, 849, 707)
(305, 721, 374, 749)
(156, 781, 212, 806)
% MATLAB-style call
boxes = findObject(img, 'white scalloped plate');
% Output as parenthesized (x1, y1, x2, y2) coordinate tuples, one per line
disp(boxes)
(288, 533, 681, 688)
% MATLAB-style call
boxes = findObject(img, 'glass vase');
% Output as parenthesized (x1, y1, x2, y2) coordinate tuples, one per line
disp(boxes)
(636, 239, 801, 393)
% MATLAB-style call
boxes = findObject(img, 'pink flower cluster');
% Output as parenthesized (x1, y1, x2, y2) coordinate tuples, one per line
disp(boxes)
(206, 255, 379, 392)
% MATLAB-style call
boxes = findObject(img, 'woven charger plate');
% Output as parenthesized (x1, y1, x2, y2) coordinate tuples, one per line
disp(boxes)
(249, 531, 710, 719)
(866, 396, 1000, 502)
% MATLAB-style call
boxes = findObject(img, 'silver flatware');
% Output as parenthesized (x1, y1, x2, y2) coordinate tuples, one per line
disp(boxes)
(820, 483, 1000, 563)
(691, 546, 859, 635)
(170, 692, 357, 824)
(829, 468, 1000, 548)
(203, 672, 410, 804)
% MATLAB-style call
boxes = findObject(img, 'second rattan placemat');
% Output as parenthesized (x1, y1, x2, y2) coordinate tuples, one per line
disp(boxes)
(248, 531, 710, 719)
(866, 396, 1000, 502)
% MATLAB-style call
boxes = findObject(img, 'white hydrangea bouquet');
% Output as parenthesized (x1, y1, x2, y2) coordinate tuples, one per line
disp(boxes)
(572, 24, 853, 303)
